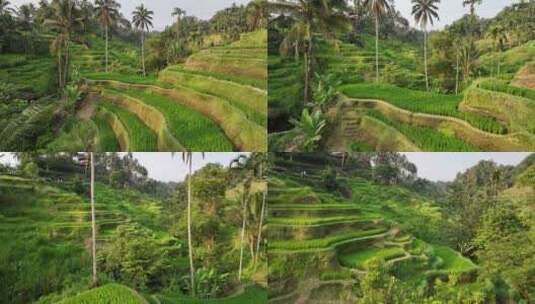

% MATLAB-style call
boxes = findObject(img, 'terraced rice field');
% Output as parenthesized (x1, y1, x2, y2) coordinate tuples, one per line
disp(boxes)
(268, 56, 303, 132)
(268, 157, 478, 303)
(314, 38, 535, 151)
(85, 30, 267, 152)
(58, 283, 148, 304)
(157, 286, 267, 304)
(0, 53, 55, 95)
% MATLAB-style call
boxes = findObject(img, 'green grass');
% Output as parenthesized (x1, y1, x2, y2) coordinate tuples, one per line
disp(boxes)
(100, 103, 158, 151)
(159, 69, 266, 128)
(432, 245, 478, 274)
(94, 115, 120, 151)
(85, 72, 160, 85)
(168, 65, 266, 90)
(478, 78, 535, 101)
(158, 286, 266, 304)
(105, 87, 234, 151)
(338, 246, 406, 269)
(366, 110, 478, 151)
(340, 83, 507, 134)
(268, 215, 380, 226)
(269, 228, 387, 251)
(58, 284, 147, 304)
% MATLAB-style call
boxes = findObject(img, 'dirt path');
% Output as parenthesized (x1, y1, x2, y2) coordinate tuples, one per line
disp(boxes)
(77, 97, 96, 120)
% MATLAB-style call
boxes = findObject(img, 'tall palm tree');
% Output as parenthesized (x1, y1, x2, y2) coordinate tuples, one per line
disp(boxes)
(364, 0, 392, 83)
(270, 0, 348, 106)
(487, 24, 507, 78)
(45, 0, 82, 89)
(412, 0, 440, 91)
(463, 0, 482, 17)
(171, 7, 185, 41)
(172, 152, 204, 297)
(230, 153, 267, 280)
(132, 4, 153, 77)
(95, 0, 120, 73)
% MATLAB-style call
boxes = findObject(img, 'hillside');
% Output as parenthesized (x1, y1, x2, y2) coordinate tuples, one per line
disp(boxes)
(267, 154, 479, 303)
(267, 2, 535, 152)
(0, 174, 177, 304)
(0, 29, 267, 152)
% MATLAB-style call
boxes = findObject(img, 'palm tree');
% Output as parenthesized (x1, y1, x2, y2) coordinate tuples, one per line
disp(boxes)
(0, 0, 14, 16)
(132, 4, 153, 77)
(45, 0, 82, 89)
(230, 153, 267, 280)
(270, 0, 348, 105)
(246, 0, 267, 31)
(89, 152, 97, 286)
(412, 0, 440, 91)
(463, 0, 482, 17)
(173, 152, 204, 297)
(487, 24, 507, 78)
(171, 7, 185, 41)
(363, 0, 392, 83)
(95, 0, 120, 73)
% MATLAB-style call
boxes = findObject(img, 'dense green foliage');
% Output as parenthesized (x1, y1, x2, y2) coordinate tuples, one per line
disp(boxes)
(268, 152, 535, 303)
(0, 152, 267, 303)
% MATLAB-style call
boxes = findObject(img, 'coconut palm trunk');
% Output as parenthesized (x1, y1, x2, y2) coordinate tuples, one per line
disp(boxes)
(455, 49, 460, 95)
(105, 25, 109, 73)
(187, 160, 195, 296)
(255, 190, 266, 264)
(238, 192, 247, 281)
(64, 39, 70, 88)
(375, 16, 379, 83)
(90, 152, 97, 286)
(424, 28, 429, 91)
(141, 30, 146, 76)
(303, 23, 311, 105)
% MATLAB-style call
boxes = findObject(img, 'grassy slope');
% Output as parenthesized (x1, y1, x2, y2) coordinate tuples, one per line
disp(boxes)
(0, 176, 173, 303)
(268, 158, 477, 300)
(58, 284, 148, 304)
(100, 103, 158, 151)
(158, 286, 267, 304)
(103, 86, 234, 151)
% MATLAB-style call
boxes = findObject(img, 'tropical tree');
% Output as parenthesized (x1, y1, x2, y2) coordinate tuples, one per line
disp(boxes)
(290, 109, 327, 152)
(412, 0, 440, 91)
(171, 7, 185, 41)
(230, 153, 267, 279)
(45, 0, 83, 89)
(0, 0, 14, 16)
(246, 0, 267, 31)
(173, 152, 204, 297)
(132, 4, 153, 76)
(270, 0, 348, 105)
(363, 0, 392, 83)
(95, 0, 120, 73)
(486, 24, 507, 77)
(463, 0, 482, 17)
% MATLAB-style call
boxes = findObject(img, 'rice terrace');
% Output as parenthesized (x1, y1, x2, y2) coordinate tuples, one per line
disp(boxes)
(268, 0, 535, 152)
(0, 152, 268, 304)
(0, 0, 267, 152)
(268, 152, 535, 303)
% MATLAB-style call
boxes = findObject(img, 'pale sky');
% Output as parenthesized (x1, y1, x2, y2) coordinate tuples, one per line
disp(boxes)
(0, 152, 247, 183)
(403, 152, 531, 182)
(127, 152, 247, 182)
(395, 0, 514, 30)
(10, 0, 251, 31)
